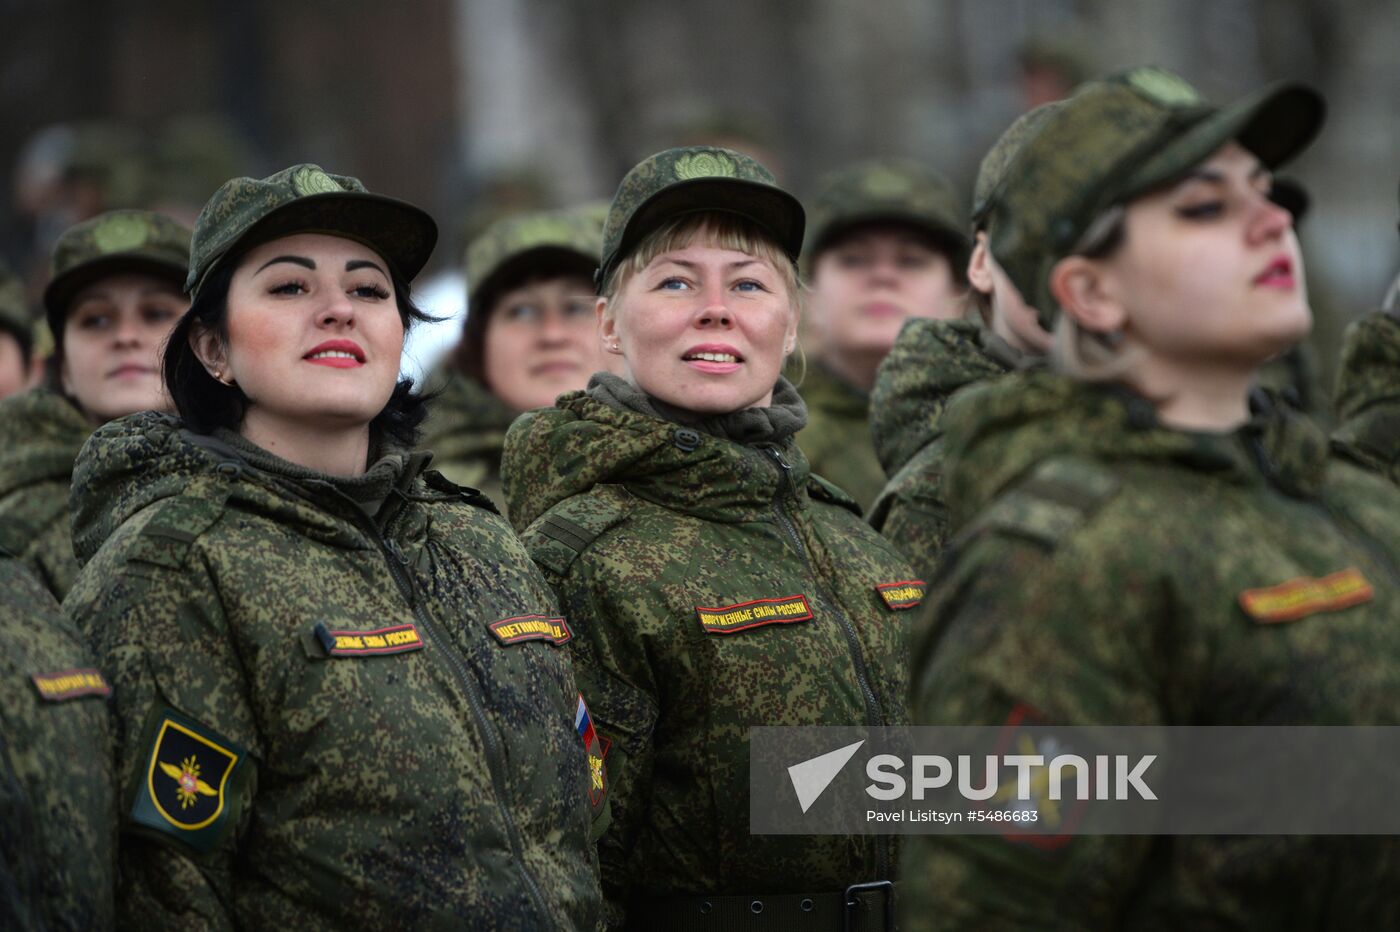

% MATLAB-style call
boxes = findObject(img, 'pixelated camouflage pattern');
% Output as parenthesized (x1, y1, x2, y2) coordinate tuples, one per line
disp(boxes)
(0, 259, 29, 340)
(503, 388, 913, 923)
(0, 554, 115, 931)
(1333, 310, 1400, 483)
(421, 369, 518, 514)
(63, 412, 602, 930)
(0, 388, 91, 600)
(970, 101, 1065, 226)
(466, 202, 606, 300)
(43, 209, 190, 324)
(987, 67, 1323, 328)
(793, 363, 885, 510)
(866, 318, 1021, 578)
(186, 163, 437, 298)
(902, 369, 1400, 930)
(804, 159, 968, 259)
(597, 146, 804, 288)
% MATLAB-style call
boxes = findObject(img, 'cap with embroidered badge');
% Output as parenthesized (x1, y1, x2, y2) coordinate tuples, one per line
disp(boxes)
(596, 146, 804, 292)
(185, 163, 437, 300)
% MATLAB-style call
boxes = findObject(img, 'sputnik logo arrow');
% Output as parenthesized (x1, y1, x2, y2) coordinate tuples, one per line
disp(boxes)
(788, 739, 865, 813)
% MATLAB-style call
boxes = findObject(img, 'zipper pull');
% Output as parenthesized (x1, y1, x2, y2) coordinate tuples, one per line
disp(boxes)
(385, 537, 411, 566)
(764, 445, 793, 493)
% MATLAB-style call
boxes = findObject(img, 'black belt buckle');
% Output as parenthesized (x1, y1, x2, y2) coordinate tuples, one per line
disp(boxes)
(843, 880, 894, 932)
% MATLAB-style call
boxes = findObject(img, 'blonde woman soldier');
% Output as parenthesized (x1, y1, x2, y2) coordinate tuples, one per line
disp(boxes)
(504, 147, 918, 930)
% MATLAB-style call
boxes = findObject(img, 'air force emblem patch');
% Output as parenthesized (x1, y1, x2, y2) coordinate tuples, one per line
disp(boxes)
(130, 707, 248, 853)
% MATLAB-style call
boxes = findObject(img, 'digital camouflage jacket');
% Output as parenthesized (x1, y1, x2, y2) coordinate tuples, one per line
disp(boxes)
(64, 413, 603, 931)
(504, 381, 917, 925)
(794, 362, 886, 511)
(0, 387, 91, 600)
(1333, 309, 1400, 482)
(1, 552, 115, 931)
(420, 369, 517, 516)
(866, 318, 1020, 579)
(903, 369, 1400, 931)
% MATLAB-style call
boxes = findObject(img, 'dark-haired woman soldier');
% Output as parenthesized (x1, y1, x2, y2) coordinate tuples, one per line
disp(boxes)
(63, 164, 603, 929)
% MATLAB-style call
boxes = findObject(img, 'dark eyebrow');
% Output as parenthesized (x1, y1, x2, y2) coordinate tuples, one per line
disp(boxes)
(255, 255, 315, 275)
(346, 259, 388, 277)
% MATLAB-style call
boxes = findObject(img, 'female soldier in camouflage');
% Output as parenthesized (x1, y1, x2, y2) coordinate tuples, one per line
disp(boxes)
(867, 106, 1060, 578)
(504, 146, 917, 930)
(63, 165, 604, 930)
(0, 209, 189, 599)
(797, 160, 969, 510)
(903, 69, 1400, 929)
(423, 203, 612, 514)
(1, 550, 115, 930)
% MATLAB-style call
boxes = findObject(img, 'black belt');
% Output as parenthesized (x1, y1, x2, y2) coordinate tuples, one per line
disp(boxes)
(628, 880, 895, 932)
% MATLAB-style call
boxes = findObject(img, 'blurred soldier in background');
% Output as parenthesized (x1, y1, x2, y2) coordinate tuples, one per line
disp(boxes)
(1332, 177, 1400, 483)
(798, 159, 969, 509)
(423, 202, 612, 513)
(0, 549, 115, 930)
(867, 104, 1060, 576)
(0, 209, 189, 600)
(0, 260, 38, 399)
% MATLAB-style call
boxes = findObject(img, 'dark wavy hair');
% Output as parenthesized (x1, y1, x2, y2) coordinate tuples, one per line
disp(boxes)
(163, 254, 437, 446)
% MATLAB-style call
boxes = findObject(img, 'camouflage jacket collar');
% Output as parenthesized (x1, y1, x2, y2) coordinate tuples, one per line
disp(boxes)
(71, 412, 434, 562)
(587, 372, 808, 445)
(503, 384, 815, 529)
(869, 318, 1022, 477)
(0, 387, 91, 498)
(944, 370, 1328, 527)
(420, 369, 517, 461)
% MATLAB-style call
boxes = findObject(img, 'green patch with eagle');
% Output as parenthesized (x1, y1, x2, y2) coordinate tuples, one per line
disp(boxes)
(130, 706, 249, 854)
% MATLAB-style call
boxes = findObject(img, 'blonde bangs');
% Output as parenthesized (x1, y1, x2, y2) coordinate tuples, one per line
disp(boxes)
(602, 211, 801, 300)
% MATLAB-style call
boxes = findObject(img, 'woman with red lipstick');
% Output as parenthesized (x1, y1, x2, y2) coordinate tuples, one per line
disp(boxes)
(503, 147, 917, 929)
(63, 165, 604, 929)
(423, 203, 612, 515)
(0, 208, 189, 599)
(902, 69, 1400, 930)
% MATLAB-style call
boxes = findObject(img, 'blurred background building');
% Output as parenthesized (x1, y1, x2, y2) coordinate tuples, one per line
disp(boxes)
(2, 0, 1396, 383)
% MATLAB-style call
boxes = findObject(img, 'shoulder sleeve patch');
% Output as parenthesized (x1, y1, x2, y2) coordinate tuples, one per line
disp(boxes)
(806, 474, 863, 517)
(129, 705, 252, 855)
(966, 457, 1120, 550)
(524, 492, 631, 578)
(127, 486, 230, 571)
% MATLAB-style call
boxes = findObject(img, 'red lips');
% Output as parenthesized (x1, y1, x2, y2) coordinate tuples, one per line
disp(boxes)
(1253, 256, 1295, 289)
(303, 339, 366, 368)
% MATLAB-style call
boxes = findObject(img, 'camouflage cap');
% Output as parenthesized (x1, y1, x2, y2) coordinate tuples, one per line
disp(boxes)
(466, 202, 606, 305)
(43, 209, 192, 336)
(0, 259, 29, 345)
(986, 66, 1324, 329)
(804, 159, 969, 262)
(186, 163, 437, 299)
(596, 146, 804, 292)
(971, 100, 1066, 227)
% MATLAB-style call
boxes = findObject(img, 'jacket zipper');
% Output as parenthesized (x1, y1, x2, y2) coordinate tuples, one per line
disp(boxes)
(762, 445, 891, 882)
(349, 503, 553, 926)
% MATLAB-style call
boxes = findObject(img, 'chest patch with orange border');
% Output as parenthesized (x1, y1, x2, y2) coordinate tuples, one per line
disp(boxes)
(1238, 568, 1373, 623)
(876, 580, 926, 611)
(695, 595, 814, 635)
(488, 615, 572, 647)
